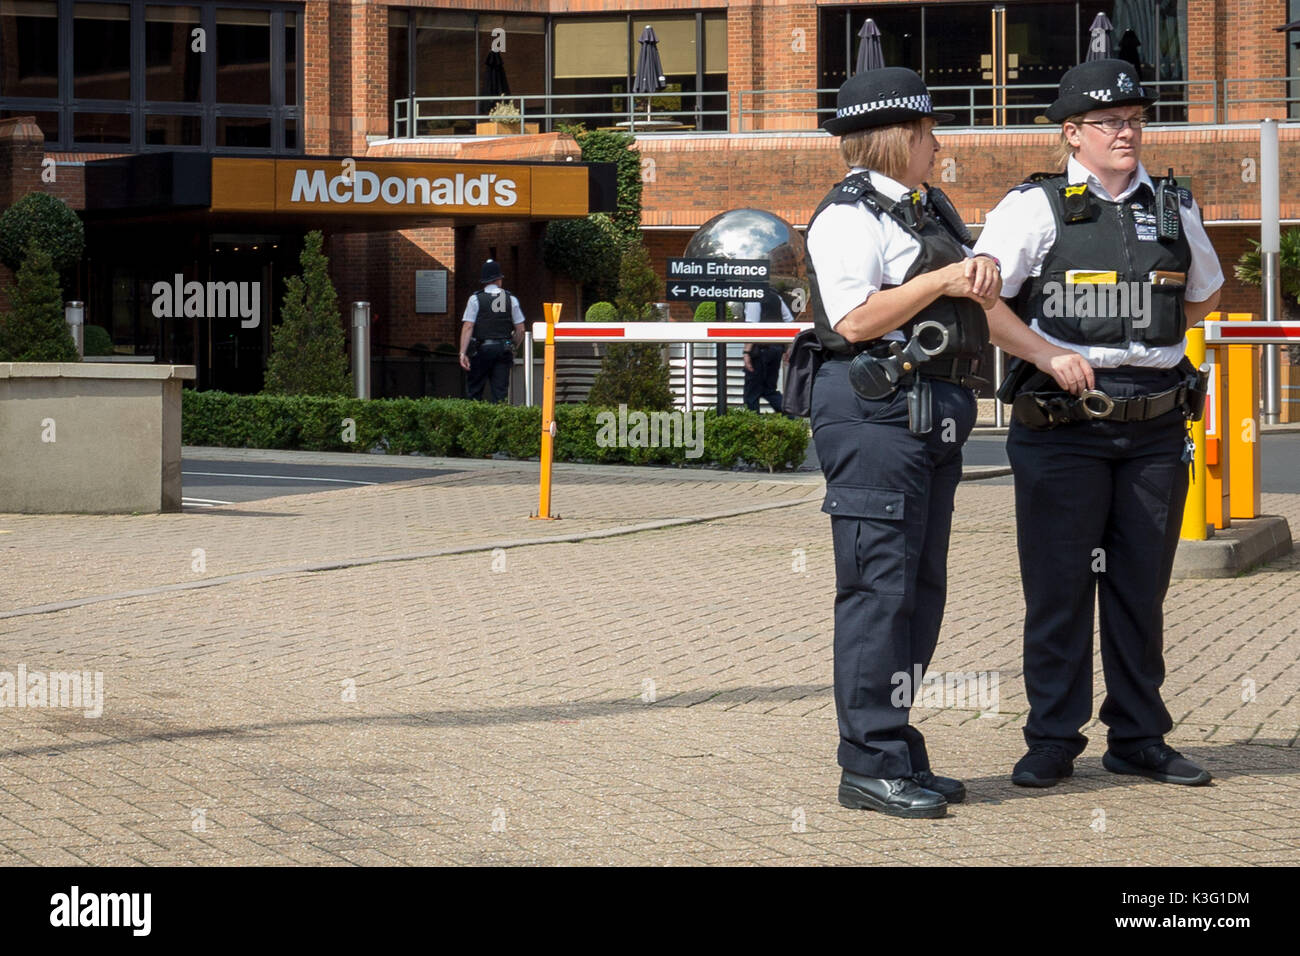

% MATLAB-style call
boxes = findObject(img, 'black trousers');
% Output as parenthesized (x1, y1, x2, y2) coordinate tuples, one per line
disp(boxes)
(1006, 365, 1188, 759)
(811, 357, 976, 778)
(744, 345, 784, 412)
(466, 340, 513, 403)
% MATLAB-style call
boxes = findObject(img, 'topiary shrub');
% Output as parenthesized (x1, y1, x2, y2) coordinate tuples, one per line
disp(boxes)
(264, 230, 350, 397)
(585, 301, 617, 322)
(0, 192, 85, 274)
(588, 243, 672, 411)
(0, 240, 77, 362)
(693, 301, 741, 321)
(82, 324, 113, 356)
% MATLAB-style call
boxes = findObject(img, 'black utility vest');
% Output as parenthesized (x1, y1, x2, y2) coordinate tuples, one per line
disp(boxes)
(1015, 174, 1192, 347)
(473, 288, 515, 340)
(805, 173, 988, 359)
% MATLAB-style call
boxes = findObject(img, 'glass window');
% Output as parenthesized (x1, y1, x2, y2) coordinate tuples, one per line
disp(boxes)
(74, 3, 130, 100)
(704, 14, 726, 74)
(631, 17, 698, 129)
(216, 8, 271, 105)
(553, 18, 628, 127)
(389, 9, 408, 135)
(477, 14, 544, 107)
(74, 111, 130, 143)
(702, 13, 727, 131)
(0, 0, 58, 99)
(0, 108, 57, 141)
(414, 10, 475, 133)
(819, 8, 923, 123)
(283, 116, 296, 151)
(145, 113, 201, 145)
(284, 10, 297, 106)
(217, 115, 271, 148)
(145, 5, 201, 102)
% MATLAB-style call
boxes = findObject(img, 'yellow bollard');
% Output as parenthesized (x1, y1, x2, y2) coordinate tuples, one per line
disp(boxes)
(1180, 326, 1208, 541)
(1203, 343, 1230, 530)
(1225, 312, 1261, 520)
(532, 302, 561, 520)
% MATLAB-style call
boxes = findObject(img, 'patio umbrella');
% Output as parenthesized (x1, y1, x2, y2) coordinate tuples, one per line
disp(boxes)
(855, 19, 885, 75)
(633, 25, 667, 123)
(1117, 29, 1142, 78)
(1087, 12, 1114, 61)
(485, 50, 510, 98)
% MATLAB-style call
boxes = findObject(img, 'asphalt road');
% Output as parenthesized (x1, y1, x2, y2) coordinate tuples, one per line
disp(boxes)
(182, 457, 461, 506)
(183, 431, 1300, 505)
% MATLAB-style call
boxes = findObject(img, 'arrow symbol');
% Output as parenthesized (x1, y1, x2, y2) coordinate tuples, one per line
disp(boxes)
(671, 285, 685, 296)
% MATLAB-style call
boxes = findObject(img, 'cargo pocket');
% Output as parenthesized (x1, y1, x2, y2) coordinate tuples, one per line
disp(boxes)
(823, 485, 907, 595)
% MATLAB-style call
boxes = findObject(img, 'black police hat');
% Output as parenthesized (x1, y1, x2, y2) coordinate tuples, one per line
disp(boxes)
(822, 67, 953, 136)
(1046, 58, 1157, 123)
(480, 259, 504, 284)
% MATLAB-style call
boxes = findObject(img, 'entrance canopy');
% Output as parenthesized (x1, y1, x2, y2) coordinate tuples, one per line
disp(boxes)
(83, 152, 617, 230)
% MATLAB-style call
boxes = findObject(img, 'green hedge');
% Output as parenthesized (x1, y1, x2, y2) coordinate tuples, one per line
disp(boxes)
(182, 391, 810, 471)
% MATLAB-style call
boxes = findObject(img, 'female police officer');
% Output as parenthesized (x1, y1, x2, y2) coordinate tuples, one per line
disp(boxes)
(974, 58, 1223, 788)
(804, 67, 1001, 818)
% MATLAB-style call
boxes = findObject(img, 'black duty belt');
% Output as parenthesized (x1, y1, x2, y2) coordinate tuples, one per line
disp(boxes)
(475, 337, 512, 345)
(916, 356, 986, 390)
(1013, 382, 1190, 429)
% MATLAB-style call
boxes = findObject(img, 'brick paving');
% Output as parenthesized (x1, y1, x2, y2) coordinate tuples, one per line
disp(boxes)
(0, 448, 1297, 865)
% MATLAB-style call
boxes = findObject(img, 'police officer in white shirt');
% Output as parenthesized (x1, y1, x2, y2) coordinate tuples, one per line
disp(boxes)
(742, 288, 795, 412)
(805, 66, 1000, 819)
(459, 259, 526, 402)
(974, 58, 1222, 789)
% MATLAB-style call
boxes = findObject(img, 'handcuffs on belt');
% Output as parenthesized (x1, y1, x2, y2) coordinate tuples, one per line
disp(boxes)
(1012, 363, 1209, 430)
(848, 320, 950, 435)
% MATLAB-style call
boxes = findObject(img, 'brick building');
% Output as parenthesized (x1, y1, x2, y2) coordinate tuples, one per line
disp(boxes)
(0, 0, 1297, 393)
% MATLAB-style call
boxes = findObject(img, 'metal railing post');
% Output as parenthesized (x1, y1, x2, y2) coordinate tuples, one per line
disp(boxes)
(64, 301, 84, 358)
(352, 301, 371, 399)
(1261, 119, 1282, 424)
(524, 327, 534, 407)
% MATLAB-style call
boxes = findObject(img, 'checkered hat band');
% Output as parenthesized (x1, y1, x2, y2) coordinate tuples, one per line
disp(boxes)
(837, 94, 932, 118)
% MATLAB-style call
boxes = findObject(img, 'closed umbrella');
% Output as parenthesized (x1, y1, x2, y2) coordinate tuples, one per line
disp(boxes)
(485, 50, 510, 98)
(1087, 12, 1114, 61)
(633, 25, 667, 124)
(855, 19, 885, 75)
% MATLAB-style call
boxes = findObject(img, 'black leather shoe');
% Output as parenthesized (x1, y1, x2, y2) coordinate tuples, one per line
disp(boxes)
(838, 770, 948, 818)
(1012, 743, 1074, 787)
(911, 769, 966, 804)
(1103, 743, 1211, 785)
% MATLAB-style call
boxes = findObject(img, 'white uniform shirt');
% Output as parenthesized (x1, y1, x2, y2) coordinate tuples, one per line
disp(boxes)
(974, 155, 1224, 368)
(806, 168, 971, 342)
(743, 298, 795, 323)
(461, 283, 526, 330)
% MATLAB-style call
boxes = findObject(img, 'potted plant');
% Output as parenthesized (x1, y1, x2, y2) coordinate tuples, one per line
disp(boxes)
(1235, 228, 1300, 420)
(476, 100, 539, 136)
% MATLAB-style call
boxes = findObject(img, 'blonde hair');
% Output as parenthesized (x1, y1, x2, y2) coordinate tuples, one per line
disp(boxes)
(1054, 108, 1148, 169)
(839, 118, 927, 180)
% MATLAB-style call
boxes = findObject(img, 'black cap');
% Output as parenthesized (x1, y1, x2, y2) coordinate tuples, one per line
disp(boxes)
(480, 259, 503, 284)
(1046, 58, 1156, 123)
(822, 67, 953, 136)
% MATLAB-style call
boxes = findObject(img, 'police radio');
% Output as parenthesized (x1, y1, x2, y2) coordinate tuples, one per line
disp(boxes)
(1155, 168, 1181, 242)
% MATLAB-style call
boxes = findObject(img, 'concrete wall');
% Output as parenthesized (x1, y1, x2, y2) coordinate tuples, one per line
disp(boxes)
(0, 364, 194, 514)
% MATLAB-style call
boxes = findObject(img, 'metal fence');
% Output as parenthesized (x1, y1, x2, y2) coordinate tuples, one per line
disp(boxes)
(392, 77, 1300, 138)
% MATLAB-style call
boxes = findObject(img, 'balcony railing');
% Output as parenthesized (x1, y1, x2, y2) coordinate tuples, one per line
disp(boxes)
(392, 77, 1299, 139)
(392, 90, 730, 138)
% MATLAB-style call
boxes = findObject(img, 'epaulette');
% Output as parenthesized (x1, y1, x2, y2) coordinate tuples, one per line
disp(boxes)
(1011, 171, 1062, 193)
(827, 172, 876, 205)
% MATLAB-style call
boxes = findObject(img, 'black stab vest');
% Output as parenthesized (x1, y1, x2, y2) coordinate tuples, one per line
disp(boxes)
(805, 173, 989, 359)
(1015, 174, 1192, 347)
(472, 288, 515, 340)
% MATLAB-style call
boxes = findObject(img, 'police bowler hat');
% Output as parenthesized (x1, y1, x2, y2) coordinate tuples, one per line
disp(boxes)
(822, 67, 954, 136)
(480, 259, 504, 284)
(1046, 58, 1157, 123)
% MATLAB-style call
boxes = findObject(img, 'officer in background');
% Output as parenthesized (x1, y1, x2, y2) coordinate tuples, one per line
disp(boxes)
(742, 287, 794, 412)
(974, 58, 1223, 788)
(805, 66, 1000, 818)
(459, 259, 526, 402)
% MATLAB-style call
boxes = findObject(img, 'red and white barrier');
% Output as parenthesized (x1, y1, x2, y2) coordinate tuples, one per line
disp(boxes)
(1204, 321, 1300, 344)
(529, 321, 813, 343)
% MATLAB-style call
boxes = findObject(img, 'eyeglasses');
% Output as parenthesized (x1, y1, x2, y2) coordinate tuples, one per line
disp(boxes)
(1078, 118, 1148, 133)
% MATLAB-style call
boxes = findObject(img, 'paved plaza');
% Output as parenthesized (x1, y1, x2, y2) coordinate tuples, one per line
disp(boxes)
(1, 447, 1297, 866)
